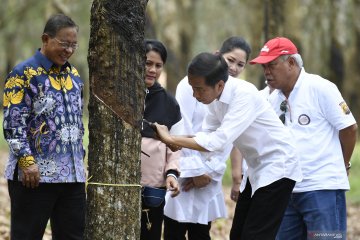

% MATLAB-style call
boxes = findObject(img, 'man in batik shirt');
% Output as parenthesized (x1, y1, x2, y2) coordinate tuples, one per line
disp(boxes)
(3, 14, 86, 240)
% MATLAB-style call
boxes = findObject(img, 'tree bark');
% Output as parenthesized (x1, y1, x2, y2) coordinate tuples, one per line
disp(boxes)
(85, 1, 147, 239)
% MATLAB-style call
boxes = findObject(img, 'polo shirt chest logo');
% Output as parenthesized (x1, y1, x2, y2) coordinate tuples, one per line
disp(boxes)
(298, 114, 310, 125)
(339, 101, 351, 115)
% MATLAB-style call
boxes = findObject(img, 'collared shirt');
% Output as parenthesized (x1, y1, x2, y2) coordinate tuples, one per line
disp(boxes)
(174, 76, 210, 178)
(194, 76, 303, 195)
(164, 76, 231, 224)
(175, 76, 232, 181)
(3, 50, 86, 183)
(268, 68, 356, 192)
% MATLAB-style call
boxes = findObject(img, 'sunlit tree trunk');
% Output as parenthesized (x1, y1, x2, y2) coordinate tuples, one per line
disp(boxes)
(332, 0, 360, 122)
(139, 0, 360, 128)
(85, 0, 147, 239)
(0, 0, 42, 97)
(146, 1, 196, 94)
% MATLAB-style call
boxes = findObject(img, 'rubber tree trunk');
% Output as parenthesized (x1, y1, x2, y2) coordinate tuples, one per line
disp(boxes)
(85, 0, 147, 239)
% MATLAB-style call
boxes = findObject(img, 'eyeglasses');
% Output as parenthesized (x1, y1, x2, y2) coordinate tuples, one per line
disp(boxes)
(53, 37, 79, 51)
(279, 99, 292, 124)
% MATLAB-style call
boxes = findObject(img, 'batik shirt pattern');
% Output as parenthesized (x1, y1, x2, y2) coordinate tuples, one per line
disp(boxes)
(3, 50, 86, 183)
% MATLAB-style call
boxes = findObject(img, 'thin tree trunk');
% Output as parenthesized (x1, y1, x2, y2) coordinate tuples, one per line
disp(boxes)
(85, 0, 147, 239)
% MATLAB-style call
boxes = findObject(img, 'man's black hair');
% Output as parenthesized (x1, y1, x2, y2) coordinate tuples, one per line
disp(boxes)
(187, 52, 229, 87)
(43, 14, 78, 37)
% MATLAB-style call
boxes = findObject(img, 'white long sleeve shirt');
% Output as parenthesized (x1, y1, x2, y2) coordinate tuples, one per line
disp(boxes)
(194, 76, 303, 195)
(164, 76, 231, 224)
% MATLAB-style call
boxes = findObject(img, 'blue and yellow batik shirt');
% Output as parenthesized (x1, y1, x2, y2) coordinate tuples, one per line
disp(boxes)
(3, 50, 86, 183)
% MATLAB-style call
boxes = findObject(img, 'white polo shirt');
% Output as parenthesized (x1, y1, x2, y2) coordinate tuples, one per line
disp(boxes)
(194, 76, 303, 195)
(268, 68, 356, 192)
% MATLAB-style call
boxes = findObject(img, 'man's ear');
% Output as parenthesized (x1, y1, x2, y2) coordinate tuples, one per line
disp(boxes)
(288, 56, 297, 67)
(41, 34, 50, 44)
(217, 80, 225, 91)
(214, 50, 220, 55)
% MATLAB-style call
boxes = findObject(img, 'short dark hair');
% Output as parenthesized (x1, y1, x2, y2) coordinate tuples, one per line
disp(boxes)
(43, 14, 78, 38)
(219, 36, 252, 62)
(187, 52, 229, 87)
(144, 39, 167, 64)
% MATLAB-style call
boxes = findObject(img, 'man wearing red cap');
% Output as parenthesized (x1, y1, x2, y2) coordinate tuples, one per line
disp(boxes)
(250, 37, 358, 239)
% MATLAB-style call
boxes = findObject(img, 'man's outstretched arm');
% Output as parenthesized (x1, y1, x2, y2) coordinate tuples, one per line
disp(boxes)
(154, 122, 208, 152)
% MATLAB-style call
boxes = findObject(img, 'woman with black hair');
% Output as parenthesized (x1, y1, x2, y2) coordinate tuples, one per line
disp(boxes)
(140, 39, 183, 240)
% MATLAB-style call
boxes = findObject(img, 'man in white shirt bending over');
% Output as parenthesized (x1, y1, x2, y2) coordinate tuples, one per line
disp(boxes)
(154, 52, 303, 240)
(163, 37, 251, 240)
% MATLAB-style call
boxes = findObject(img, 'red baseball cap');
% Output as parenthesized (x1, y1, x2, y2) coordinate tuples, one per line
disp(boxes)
(249, 37, 298, 64)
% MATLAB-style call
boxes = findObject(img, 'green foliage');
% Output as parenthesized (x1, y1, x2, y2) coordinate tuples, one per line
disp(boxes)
(348, 143, 360, 203)
(223, 142, 360, 204)
(222, 158, 233, 187)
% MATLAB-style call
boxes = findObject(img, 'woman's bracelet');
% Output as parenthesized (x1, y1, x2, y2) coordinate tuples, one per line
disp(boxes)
(167, 173, 178, 180)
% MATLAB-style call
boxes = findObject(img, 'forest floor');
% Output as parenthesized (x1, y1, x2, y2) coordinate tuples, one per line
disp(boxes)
(0, 152, 359, 240)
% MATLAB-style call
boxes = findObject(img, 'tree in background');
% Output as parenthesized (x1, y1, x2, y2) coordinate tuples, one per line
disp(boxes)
(0, 0, 92, 109)
(146, 0, 360, 123)
(1, 0, 359, 122)
(85, 0, 147, 239)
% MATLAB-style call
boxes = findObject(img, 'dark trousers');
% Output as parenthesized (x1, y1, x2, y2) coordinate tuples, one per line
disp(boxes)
(8, 180, 86, 240)
(141, 199, 165, 240)
(230, 178, 295, 240)
(163, 216, 211, 240)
